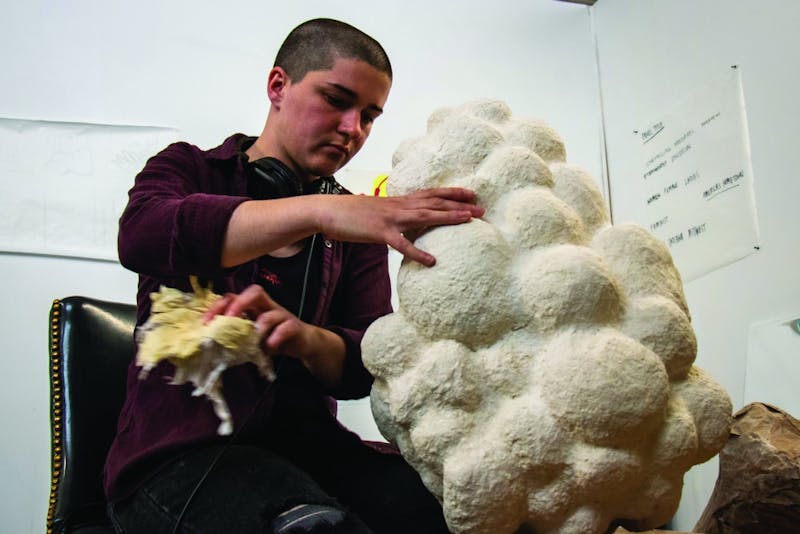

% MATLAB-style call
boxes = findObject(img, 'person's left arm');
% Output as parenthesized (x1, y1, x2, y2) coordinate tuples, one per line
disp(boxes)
(204, 285, 348, 391)
(204, 240, 390, 394)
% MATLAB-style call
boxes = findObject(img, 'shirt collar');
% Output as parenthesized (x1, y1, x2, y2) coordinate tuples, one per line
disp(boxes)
(206, 133, 253, 161)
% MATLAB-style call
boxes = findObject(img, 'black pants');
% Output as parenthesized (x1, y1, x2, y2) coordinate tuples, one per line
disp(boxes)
(108, 385, 447, 533)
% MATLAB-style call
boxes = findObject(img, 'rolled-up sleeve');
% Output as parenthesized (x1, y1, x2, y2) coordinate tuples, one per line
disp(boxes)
(118, 142, 249, 278)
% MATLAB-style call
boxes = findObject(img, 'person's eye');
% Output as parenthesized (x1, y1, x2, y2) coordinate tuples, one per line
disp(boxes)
(361, 113, 377, 127)
(324, 93, 349, 109)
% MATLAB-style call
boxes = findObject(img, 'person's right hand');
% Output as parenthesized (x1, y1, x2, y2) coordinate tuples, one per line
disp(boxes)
(314, 187, 484, 266)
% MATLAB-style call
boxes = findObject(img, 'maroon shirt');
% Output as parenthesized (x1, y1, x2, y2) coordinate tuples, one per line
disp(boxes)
(104, 134, 392, 500)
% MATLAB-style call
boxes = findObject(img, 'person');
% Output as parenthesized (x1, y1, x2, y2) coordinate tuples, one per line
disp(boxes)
(104, 18, 483, 534)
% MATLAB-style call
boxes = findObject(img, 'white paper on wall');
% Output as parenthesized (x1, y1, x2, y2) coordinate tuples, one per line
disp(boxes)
(629, 68, 759, 282)
(0, 118, 178, 261)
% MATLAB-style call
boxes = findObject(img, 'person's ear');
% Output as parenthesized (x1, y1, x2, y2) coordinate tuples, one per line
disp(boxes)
(267, 67, 291, 107)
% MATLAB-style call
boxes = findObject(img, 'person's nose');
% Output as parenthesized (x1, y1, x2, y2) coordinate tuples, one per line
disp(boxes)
(338, 110, 363, 141)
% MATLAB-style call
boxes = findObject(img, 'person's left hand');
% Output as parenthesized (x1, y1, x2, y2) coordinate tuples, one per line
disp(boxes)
(204, 284, 310, 358)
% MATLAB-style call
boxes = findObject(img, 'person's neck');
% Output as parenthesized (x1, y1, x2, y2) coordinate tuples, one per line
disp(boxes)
(244, 137, 270, 162)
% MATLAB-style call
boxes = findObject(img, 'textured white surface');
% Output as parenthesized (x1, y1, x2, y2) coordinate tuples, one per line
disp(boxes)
(362, 100, 733, 534)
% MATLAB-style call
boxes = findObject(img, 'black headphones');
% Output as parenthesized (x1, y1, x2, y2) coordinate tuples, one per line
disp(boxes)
(246, 156, 344, 199)
(246, 156, 304, 200)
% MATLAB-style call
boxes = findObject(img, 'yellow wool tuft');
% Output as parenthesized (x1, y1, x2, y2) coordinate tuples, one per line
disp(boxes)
(136, 277, 257, 367)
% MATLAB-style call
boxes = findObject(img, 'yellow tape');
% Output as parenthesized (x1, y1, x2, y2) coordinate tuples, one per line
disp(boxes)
(372, 174, 389, 197)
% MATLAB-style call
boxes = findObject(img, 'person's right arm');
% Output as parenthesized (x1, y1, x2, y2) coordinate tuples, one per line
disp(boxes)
(119, 142, 484, 278)
(221, 188, 484, 268)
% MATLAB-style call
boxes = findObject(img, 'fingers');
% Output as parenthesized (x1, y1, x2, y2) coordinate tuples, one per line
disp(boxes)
(203, 293, 234, 323)
(404, 207, 475, 228)
(408, 186, 478, 203)
(254, 309, 304, 354)
(389, 234, 436, 267)
(381, 188, 483, 267)
(204, 285, 304, 356)
(203, 285, 277, 323)
(401, 188, 485, 219)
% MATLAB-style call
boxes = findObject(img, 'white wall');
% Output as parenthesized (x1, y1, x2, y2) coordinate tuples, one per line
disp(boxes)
(592, 0, 800, 529)
(0, 1, 600, 532)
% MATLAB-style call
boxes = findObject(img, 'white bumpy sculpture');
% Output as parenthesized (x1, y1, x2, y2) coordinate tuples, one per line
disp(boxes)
(361, 100, 732, 534)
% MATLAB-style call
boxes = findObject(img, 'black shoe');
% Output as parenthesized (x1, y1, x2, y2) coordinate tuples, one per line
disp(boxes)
(272, 504, 347, 533)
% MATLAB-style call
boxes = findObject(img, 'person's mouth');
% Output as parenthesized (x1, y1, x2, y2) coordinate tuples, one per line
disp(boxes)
(326, 143, 349, 157)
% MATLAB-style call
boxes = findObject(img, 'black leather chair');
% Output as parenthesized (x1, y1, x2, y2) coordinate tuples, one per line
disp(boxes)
(48, 297, 137, 534)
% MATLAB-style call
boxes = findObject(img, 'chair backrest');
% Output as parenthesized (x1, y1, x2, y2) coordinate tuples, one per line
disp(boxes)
(48, 297, 137, 534)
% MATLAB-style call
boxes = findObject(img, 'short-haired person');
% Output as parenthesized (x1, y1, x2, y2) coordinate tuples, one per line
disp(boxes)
(104, 18, 482, 533)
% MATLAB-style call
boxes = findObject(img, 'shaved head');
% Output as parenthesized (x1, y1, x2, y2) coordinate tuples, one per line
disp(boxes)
(274, 18, 392, 82)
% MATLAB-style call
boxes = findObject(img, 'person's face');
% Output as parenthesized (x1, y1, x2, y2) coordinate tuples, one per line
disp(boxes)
(268, 57, 392, 181)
